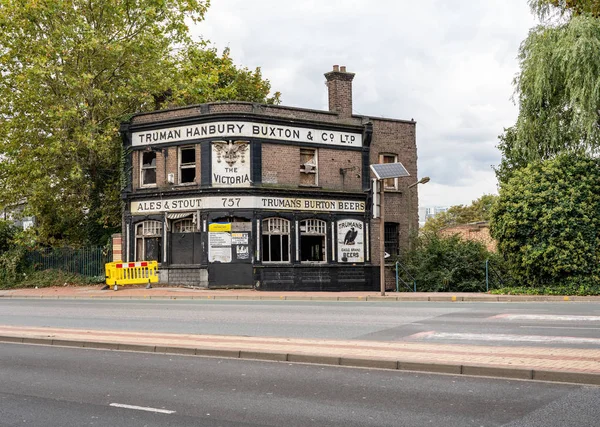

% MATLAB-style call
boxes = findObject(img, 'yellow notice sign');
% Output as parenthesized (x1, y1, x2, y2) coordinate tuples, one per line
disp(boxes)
(209, 222, 231, 232)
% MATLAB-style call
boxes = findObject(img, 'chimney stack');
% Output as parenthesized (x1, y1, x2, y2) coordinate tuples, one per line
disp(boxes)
(324, 65, 355, 118)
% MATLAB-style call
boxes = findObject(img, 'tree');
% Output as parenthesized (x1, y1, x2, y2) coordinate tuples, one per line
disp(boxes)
(529, 0, 600, 18)
(497, 1, 600, 182)
(421, 194, 498, 234)
(490, 154, 600, 289)
(0, 0, 279, 246)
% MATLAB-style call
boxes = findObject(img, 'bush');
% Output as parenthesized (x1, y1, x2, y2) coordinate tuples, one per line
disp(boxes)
(0, 269, 103, 290)
(490, 154, 600, 291)
(402, 233, 501, 292)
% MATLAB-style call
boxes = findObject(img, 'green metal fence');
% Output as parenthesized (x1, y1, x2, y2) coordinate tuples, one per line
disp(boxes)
(27, 246, 112, 278)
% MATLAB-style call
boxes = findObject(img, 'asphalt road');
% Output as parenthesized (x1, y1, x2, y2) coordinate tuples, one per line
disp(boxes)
(1, 343, 599, 427)
(0, 299, 599, 348)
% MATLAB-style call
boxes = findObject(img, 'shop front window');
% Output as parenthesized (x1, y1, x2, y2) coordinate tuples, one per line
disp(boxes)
(261, 218, 290, 263)
(300, 219, 326, 262)
(135, 220, 162, 261)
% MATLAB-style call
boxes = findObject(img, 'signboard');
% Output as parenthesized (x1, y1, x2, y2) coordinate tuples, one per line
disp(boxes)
(337, 220, 364, 263)
(208, 223, 251, 263)
(131, 196, 365, 214)
(131, 120, 362, 148)
(211, 141, 251, 187)
(208, 227, 231, 263)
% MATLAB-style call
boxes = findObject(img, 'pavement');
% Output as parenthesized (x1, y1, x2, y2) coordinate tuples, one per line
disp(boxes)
(1, 285, 600, 386)
(1, 284, 600, 301)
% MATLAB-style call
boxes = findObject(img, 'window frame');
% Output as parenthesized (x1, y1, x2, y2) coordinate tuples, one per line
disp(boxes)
(178, 146, 196, 185)
(261, 217, 291, 264)
(379, 153, 398, 190)
(140, 151, 157, 187)
(135, 220, 163, 261)
(384, 222, 400, 258)
(299, 219, 327, 263)
(300, 147, 318, 186)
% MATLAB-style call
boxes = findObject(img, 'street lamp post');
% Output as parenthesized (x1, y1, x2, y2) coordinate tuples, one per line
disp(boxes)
(369, 162, 411, 297)
(407, 176, 430, 251)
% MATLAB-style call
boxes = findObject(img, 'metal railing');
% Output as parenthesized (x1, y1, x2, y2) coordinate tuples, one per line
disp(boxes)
(395, 261, 417, 292)
(485, 259, 508, 292)
(27, 246, 112, 278)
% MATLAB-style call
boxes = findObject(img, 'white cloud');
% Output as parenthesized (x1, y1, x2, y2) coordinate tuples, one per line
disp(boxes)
(195, 0, 537, 208)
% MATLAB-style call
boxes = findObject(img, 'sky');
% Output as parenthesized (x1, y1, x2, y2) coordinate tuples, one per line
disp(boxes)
(195, 0, 538, 209)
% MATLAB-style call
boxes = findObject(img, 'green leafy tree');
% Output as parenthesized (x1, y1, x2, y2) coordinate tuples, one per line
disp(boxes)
(490, 154, 600, 289)
(497, 1, 600, 182)
(421, 194, 498, 234)
(0, 0, 279, 246)
(529, 0, 600, 18)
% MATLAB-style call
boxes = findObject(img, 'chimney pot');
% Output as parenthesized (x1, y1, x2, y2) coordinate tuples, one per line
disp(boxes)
(340, 66, 346, 72)
(333, 65, 339, 72)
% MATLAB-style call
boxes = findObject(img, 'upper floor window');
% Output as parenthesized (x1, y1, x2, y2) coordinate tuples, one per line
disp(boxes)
(300, 148, 318, 186)
(379, 153, 398, 189)
(262, 217, 290, 263)
(141, 151, 157, 186)
(179, 146, 196, 184)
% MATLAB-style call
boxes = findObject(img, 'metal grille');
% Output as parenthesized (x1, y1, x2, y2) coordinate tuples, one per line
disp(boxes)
(300, 219, 326, 234)
(384, 222, 399, 256)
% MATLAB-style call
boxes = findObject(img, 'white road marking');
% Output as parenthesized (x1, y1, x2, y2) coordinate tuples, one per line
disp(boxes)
(521, 326, 600, 330)
(110, 403, 175, 414)
(492, 314, 600, 322)
(419, 332, 600, 345)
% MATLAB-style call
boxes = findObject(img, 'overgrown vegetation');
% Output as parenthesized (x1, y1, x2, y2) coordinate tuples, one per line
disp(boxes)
(399, 233, 506, 292)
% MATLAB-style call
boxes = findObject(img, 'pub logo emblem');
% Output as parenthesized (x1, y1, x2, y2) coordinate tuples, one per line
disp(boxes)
(213, 140, 248, 167)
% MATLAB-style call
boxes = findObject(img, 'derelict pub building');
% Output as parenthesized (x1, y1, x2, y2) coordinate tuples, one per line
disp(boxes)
(119, 66, 418, 291)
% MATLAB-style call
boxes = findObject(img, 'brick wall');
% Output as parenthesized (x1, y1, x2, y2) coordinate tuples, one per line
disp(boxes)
(261, 144, 362, 191)
(439, 223, 497, 252)
(112, 233, 122, 262)
(369, 118, 418, 264)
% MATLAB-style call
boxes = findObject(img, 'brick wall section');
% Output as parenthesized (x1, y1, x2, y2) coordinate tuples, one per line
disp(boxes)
(261, 144, 362, 191)
(131, 102, 344, 126)
(369, 118, 417, 264)
(132, 150, 139, 189)
(112, 233, 122, 262)
(132, 145, 201, 190)
(261, 144, 299, 186)
(439, 223, 497, 252)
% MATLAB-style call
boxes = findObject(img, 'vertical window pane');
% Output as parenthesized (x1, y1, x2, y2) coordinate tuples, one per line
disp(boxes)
(141, 152, 157, 185)
(282, 235, 289, 262)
